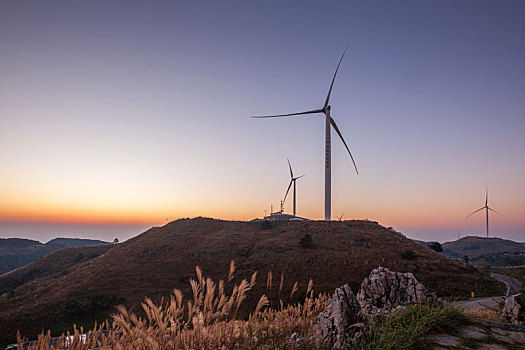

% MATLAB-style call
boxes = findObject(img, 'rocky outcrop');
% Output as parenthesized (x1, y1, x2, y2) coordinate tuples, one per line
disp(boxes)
(312, 266, 438, 348)
(356, 266, 438, 318)
(501, 293, 525, 325)
(313, 284, 362, 348)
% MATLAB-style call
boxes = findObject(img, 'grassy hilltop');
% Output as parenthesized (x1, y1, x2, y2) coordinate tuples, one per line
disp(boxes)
(0, 218, 504, 346)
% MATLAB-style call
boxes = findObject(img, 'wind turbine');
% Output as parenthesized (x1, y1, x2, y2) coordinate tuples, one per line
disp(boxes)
(252, 48, 358, 221)
(466, 187, 504, 238)
(283, 159, 304, 217)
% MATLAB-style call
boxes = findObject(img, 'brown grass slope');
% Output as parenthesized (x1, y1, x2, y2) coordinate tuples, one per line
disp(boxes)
(0, 218, 504, 346)
(0, 238, 109, 275)
(0, 244, 114, 295)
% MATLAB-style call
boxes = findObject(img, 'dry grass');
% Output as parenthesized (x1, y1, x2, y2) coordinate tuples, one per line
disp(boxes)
(1, 218, 503, 346)
(464, 305, 503, 322)
(18, 261, 329, 349)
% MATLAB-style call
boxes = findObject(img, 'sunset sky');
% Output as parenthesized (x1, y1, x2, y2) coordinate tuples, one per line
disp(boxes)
(1, 1, 524, 243)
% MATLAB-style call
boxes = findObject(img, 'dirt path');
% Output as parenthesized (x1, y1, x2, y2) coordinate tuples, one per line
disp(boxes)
(435, 273, 525, 348)
(453, 273, 520, 312)
(454, 296, 504, 312)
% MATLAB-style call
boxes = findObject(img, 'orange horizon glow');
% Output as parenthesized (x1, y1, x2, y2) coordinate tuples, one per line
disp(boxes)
(2, 205, 521, 229)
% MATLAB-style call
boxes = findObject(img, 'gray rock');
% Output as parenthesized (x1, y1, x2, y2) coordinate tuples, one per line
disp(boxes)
(501, 293, 525, 325)
(476, 344, 508, 350)
(431, 334, 461, 347)
(357, 266, 438, 318)
(491, 327, 525, 343)
(460, 325, 486, 339)
(313, 284, 361, 349)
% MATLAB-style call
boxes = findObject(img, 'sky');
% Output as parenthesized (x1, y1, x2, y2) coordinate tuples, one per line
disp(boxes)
(1, 1, 524, 243)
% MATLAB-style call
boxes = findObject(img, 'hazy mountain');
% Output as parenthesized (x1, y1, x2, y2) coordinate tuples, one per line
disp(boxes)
(416, 236, 525, 267)
(0, 218, 503, 346)
(442, 236, 525, 258)
(0, 237, 109, 275)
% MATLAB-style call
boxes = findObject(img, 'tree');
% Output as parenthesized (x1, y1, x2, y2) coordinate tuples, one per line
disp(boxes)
(429, 241, 443, 252)
(463, 255, 469, 264)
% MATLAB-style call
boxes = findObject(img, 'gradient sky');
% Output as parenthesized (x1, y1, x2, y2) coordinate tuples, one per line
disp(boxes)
(1, 1, 524, 243)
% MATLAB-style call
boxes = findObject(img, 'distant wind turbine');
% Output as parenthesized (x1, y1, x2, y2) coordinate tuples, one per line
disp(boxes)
(466, 187, 504, 238)
(252, 48, 358, 221)
(283, 159, 304, 217)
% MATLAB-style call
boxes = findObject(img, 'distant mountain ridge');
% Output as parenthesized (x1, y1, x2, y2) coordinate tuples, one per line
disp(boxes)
(416, 236, 525, 267)
(0, 237, 110, 275)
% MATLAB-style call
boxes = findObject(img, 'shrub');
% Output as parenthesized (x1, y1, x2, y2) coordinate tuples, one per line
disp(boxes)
(429, 241, 443, 252)
(401, 250, 418, 260)
(300, 234, 313, 247)
(350, 303, 468, 349)
(260, 220, 272, 230)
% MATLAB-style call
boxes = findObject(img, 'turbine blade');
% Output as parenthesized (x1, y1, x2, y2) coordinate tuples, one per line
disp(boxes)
(330, 117, 358, 174)
(283, 180, 293, 204)
(287, 158, 293, 178)
(251, 109, 324, 118)
(324, 47, 349, 109)
(294, 174, 305, 180)
(488, 207, 505, 217)
(485, 186, 488, 206)
(466, 207, 484, 218)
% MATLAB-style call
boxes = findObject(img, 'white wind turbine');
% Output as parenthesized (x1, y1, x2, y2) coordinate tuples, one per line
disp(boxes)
(283, 159, 304, 217)
(252, 48, 358, 221)
(466, 187, 504, 238)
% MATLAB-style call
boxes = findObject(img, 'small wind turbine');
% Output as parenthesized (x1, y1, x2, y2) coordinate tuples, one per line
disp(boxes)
(252, 48, 358, 221)
(283, 159, 304, 217)
(338, 213, 344, 221)
(466, 187, 504, 238)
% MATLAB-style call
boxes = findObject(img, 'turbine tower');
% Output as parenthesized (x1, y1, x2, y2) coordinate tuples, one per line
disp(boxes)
(466, 187, 504, 238)
(252, 48, 358, 221)
(283, 159, 304, 217)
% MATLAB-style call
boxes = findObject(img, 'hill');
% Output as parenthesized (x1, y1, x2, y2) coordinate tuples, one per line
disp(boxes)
(442, 236, 525, 267)
(0, 237, 109, 275)
(0, 244, 114, 296)
(0, 218, 504, 346)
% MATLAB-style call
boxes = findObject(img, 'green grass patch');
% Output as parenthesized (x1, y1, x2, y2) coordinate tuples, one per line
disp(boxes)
(349, 303, 469, 350)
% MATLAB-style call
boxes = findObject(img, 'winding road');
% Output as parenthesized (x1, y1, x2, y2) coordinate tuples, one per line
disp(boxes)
(490, 272, 523, 296)
(455, 273, 522, 312)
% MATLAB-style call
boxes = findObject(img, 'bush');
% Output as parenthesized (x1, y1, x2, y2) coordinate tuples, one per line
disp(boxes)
(401, 250, 418, 260)
(350, 303, 468, 349)
(260, 220, 272, 230)
(429, 242, 443, 252)
(299, 234, 313, 247)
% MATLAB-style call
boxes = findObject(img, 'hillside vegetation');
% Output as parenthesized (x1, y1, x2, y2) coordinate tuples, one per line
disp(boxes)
(0, 244, 113, 296)
(0, 237, 109, 275)
(0, 218, 504, 346)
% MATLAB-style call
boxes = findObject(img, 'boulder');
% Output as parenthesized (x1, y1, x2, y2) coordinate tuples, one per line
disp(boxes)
(356, 266, 438, 318)
(313, 284, 361, 348)
(311, 267, 438, 348)
(501, 293, 525, 325)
